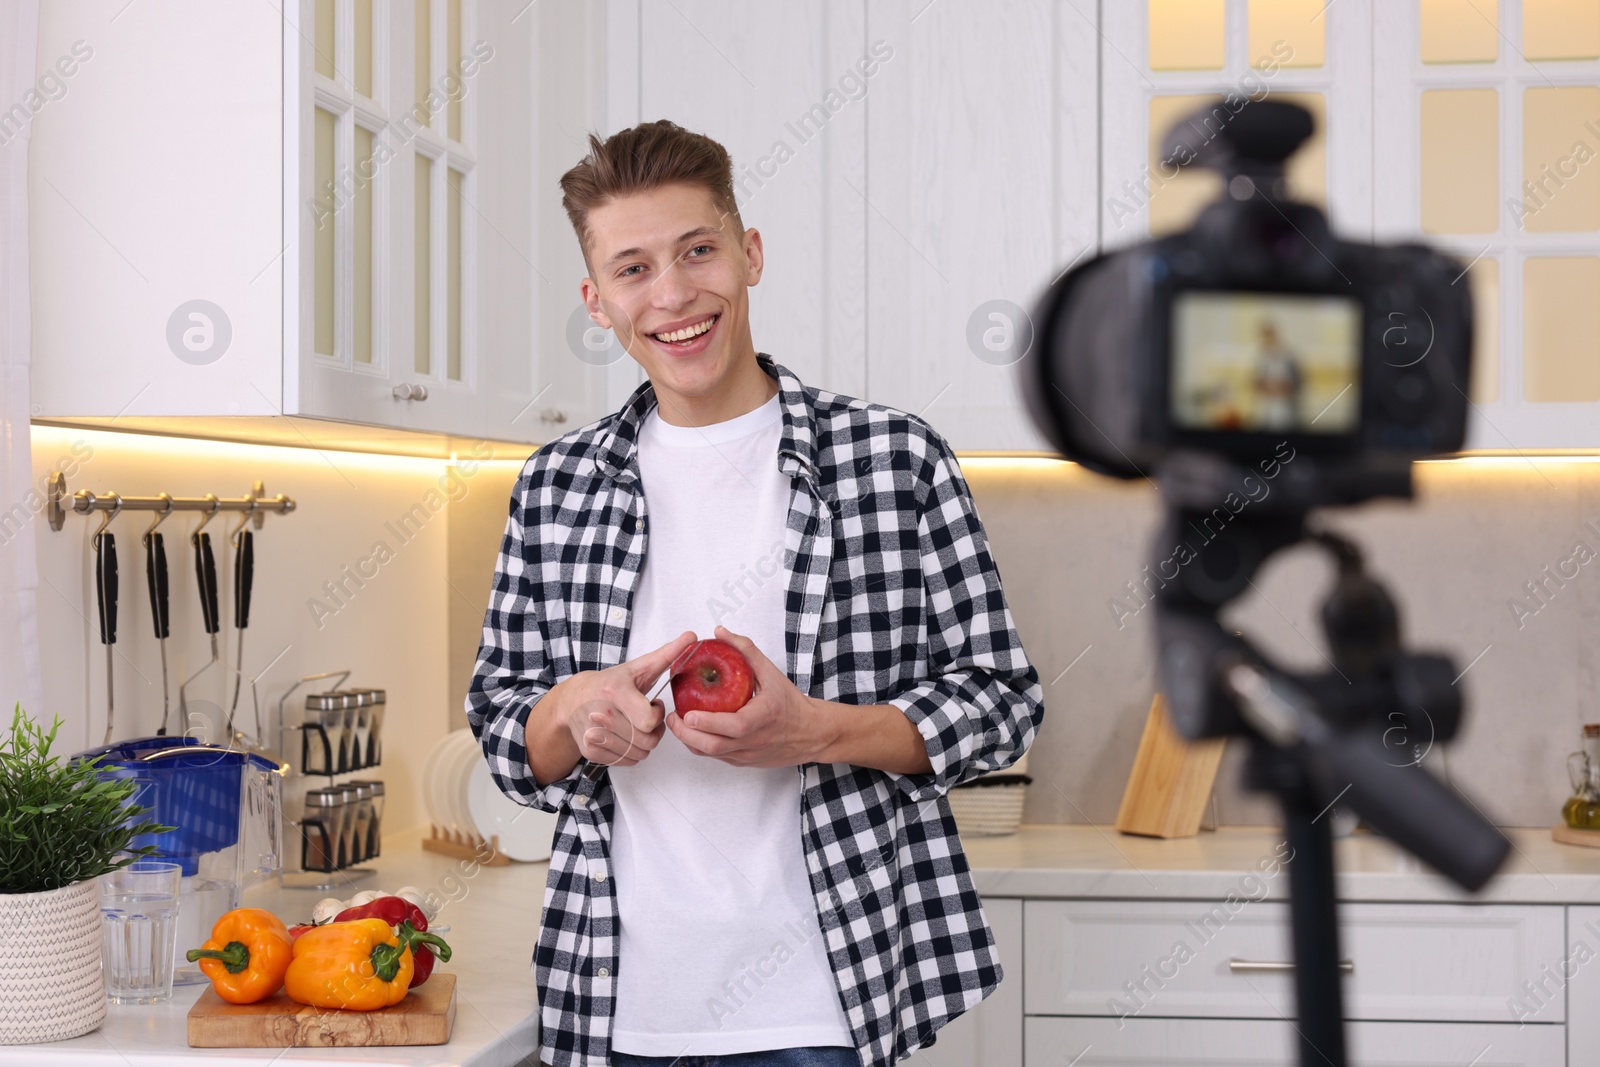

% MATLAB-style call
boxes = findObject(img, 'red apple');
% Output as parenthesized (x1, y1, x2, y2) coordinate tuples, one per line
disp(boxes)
(670, 638, 755, 713)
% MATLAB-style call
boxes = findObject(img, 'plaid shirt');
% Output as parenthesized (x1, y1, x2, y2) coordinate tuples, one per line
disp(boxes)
(466, 352, 1044, 1067)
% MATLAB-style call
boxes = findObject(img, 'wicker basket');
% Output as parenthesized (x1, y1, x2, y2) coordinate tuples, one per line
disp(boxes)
(949, 773, 1032, 837)
(0, 878, 107, 1044)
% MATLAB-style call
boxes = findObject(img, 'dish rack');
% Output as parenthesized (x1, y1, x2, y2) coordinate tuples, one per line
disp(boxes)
(948, 750, 1032, 837)
(420, 830, 512, 866)
(275, 670, 386, 890)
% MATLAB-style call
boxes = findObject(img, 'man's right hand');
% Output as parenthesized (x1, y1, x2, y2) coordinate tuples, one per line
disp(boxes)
(557, 630, 700, 769)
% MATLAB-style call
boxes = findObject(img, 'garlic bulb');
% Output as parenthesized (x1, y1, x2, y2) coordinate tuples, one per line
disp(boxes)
(311, 897, 346, 924)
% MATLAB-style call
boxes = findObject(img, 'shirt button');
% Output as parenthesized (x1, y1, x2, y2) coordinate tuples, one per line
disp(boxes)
(597, 967, 610, 978)
(608, 606, 625, 623)
(593, 870, 607, 882)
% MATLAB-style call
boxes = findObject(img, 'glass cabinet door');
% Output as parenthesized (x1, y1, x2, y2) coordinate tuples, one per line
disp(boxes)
(1101, 0, 1373, 248)
(1376, 0, 1600, 449)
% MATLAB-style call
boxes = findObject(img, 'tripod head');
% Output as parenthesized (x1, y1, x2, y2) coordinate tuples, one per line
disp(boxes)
(1024, 97, 1503, 1066)
(1149, 489, 1508, 891)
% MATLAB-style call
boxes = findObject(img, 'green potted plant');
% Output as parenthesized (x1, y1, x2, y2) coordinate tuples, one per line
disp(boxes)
(0, 705, 172, 1043)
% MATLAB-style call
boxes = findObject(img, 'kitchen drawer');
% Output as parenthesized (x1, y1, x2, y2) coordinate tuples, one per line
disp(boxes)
(1564, 906, 1600, 1062)
(1025, 1016, 1566, 1066)
(1024, 899, 1563, 1022)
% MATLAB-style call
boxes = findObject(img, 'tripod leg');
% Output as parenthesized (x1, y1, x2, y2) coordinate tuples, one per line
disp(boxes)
(1282, 785, 1348, 1067)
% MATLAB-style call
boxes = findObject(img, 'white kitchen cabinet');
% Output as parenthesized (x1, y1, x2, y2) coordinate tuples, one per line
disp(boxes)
(598, 0, 873, 418)
(955, 826, 1600, 1066)
(1564, 905, 1600, 1062)
(906, 897, 1023, 1067)
(1099, 0, 1373, 247)
(1024, 899, 1564, 1024)
(1026, 1017, 1566, 1066)
(30, 0, 605, 442)
(861, 0, 1097, 453)
(1372, 1, 1600, 450)
(1102, 0, 1600, 451)
(602, 0, 1096, 451)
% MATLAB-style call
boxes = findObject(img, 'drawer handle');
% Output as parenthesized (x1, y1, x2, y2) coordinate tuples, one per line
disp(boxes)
(1229, 958, 1353, 974)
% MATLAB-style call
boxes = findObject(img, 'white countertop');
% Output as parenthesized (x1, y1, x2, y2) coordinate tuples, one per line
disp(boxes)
(962, 824, 1600, 904)
(12, 822, 1600, 1064)
(8, 824, 549, 1067)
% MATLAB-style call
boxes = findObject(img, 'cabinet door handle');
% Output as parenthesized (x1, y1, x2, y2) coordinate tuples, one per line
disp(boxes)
(1229, 958, 1353, 974)
(392, 383, 430, 401)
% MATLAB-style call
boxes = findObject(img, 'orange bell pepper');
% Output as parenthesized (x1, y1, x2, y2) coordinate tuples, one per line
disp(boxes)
(282, 917, 419, 1011)
(184, 907, 294, 1004)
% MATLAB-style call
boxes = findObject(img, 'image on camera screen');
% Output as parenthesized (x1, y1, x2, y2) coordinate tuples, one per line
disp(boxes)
(1170, 291, 1361, 435)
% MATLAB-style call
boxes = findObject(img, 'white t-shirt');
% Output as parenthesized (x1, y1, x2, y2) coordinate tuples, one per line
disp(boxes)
(608, 389, 856, 1056)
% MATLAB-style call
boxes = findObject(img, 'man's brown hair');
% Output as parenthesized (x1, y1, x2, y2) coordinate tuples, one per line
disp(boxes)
(559, 119, 744, 278)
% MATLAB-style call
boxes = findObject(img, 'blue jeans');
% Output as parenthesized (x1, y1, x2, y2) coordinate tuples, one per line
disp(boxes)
(610, 1047, 858, 1067)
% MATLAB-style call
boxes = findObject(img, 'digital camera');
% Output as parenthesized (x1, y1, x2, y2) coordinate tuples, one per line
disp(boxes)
(1022, 100, 1473, 511)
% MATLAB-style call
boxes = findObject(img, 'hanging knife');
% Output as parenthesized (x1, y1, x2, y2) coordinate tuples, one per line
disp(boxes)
(194, 528, 220, 653)
(227, 527, 254, 737)
(95, 529, 118, 745)
(145, 529, 171, 735)
(178, 524, 223, 729)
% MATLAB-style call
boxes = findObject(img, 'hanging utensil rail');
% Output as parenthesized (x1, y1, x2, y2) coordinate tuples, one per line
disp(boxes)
(46, 473, 295, 532)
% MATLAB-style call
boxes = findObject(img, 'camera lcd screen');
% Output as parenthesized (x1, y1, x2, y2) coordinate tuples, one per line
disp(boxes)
(1170, 291, 1361, 435)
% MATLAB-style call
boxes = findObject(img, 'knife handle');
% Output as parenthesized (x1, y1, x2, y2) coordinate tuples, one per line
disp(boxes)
(146, 532, 170, 640)
(95, 532, 118, 646)
(233, 529, 254, 629)
(194, 531, 220, 635)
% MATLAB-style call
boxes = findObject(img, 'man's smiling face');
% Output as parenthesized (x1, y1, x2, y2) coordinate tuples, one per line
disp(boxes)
(580, 182, 764, 416)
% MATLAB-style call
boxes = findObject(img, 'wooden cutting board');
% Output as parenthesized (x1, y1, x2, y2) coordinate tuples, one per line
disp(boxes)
(1553, 823, 1600, 849)
(1114, 694, 1227, 839)
(187, 972, 456, 1047)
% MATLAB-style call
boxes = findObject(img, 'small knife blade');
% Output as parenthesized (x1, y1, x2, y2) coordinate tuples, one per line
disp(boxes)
(581, 637, 706, 781)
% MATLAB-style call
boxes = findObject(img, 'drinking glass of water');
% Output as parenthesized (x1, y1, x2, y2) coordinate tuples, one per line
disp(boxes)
(98, 860, 181, 1004)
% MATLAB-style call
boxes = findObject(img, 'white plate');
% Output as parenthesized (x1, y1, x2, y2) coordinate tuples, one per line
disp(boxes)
(467, 760, 556, 862)
(454, 737, 480, 838)
(433, 731, 465, 835)
(420, 734, 450, 832)
(447, 733, 477, 836)
(429, 731, 467, 836)
(440, 731, 479, 837)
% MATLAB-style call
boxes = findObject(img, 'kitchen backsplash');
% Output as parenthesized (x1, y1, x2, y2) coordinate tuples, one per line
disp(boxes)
(445, 450, 1583, 830)
(26, 425, 531, 839)
(961, 455, 1595, 829)
(26, 425, 1584, 833)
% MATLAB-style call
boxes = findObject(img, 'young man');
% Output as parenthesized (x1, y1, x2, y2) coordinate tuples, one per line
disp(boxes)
(466, 119, 1044, 1067)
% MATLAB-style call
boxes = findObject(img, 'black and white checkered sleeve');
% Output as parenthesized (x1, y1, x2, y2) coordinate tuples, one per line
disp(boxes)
(464, 457, 584, 814)
(883, 431, 1045, 803)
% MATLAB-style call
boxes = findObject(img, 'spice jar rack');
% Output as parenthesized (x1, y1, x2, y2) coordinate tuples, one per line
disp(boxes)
(275, 671, 388, 891)
(298, 689, 387, 775)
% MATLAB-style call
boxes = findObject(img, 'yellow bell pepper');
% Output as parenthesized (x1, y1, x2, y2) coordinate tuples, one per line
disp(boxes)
(282, 917, 416, 1011)
(184, 907, 294, 1004)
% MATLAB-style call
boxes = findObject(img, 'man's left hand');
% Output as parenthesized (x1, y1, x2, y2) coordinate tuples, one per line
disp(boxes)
(667, 625, 833, 767)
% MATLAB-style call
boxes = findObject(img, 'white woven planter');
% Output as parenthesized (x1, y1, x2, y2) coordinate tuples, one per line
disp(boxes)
(0, 878, 107, 1044)
(948, 782, 1029, 836)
